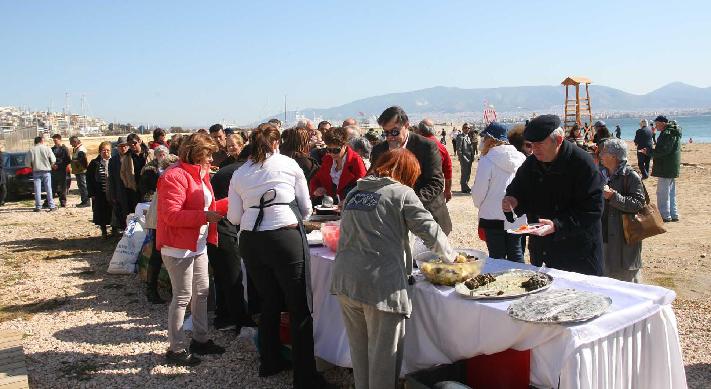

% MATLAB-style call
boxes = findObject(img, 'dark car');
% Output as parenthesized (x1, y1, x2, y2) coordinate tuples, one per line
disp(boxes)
(2, 152, 34, 199)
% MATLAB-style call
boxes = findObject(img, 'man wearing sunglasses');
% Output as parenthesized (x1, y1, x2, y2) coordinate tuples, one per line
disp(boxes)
(371, 106, 452, 234)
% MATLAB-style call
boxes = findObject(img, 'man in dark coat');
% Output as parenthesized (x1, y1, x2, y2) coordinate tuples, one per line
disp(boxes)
(371, 106, 452, 234)
(503, 115, 604, 276)
(633, 119, 654, 179)
(107, 137, 130, 232)
(50, 134, 71, 207)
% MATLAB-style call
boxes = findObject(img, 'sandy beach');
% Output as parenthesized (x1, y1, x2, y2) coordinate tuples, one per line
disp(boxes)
(0, 138, 709, 388)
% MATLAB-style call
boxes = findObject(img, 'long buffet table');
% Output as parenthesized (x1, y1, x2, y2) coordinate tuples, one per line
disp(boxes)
(309, 246, 688, 389)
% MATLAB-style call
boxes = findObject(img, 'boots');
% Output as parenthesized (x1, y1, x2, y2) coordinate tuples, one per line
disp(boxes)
(145, 267, 166, 304)
(100, 226, 108, 239)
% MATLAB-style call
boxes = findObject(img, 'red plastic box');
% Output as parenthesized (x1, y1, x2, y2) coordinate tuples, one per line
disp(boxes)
(465, 348, 530, 389)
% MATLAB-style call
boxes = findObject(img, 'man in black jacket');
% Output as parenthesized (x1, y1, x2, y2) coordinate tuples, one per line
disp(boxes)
(50, 134, 71, 207)
(108, 137, 130, 232)
(371, 106, 452, 234)
(634, 119, 654, 179)
(503, 115, 604, 276)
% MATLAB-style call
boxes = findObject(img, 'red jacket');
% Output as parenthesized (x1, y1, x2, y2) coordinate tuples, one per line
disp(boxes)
(309, 146, 367, 200)
(424, 134, 453, 180)
(156, 161, 228, 251)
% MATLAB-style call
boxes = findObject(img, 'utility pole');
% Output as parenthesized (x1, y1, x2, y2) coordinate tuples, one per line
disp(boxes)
(64, 92, 70, 115)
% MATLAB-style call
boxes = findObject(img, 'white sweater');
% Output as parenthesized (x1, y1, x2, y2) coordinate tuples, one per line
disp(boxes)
(471, 144, 527, 229)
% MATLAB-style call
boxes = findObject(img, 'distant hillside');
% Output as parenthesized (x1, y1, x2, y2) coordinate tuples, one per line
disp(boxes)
(262, 82, 711, 123)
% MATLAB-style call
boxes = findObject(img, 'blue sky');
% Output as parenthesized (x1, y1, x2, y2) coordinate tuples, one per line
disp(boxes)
(1, 0, 709, 126)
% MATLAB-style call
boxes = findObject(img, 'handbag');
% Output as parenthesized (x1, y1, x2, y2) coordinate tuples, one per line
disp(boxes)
(621, 176, 666, 244)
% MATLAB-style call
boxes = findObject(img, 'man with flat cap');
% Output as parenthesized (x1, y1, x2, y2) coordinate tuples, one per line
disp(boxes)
(502, 115, 604, 275)
(647, 115, 681, 222)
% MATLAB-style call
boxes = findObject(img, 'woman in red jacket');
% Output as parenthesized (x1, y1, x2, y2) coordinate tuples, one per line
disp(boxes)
(309, 126, 367, 204)
(156, 133, 228, 366)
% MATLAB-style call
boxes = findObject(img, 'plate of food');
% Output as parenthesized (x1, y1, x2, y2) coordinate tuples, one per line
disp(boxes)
(507, 223, 545, 235)
(507, 289, 612, 324)
(415, 249, 487, 286)
(454, 270, 553, 300)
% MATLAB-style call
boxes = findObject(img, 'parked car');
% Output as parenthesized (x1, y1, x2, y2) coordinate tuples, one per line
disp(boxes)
(2, 152, 34, 199)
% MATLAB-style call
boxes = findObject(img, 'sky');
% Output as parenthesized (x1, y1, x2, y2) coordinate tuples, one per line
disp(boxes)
(1, 0, 710, 126)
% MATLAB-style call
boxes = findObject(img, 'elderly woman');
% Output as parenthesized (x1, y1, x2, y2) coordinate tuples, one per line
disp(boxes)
(86, 142, 114, 238)
(157, 133, 228, 366)
(332, 148, 454, 389)
(309, 126, 367, 204)
(219, 133, 245, 168)
(600, 138, 646, 282)
(349, 136, 373, 169)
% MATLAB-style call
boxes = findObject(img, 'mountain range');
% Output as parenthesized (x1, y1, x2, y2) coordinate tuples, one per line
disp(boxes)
(264, 82, 711, 123)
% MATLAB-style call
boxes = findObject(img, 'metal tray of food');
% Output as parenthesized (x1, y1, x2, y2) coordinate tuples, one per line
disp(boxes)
(507, 289, 612, 324)
(454, 269, 553, 300)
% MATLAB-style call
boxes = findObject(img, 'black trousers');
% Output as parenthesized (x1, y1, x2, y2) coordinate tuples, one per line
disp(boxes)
(147, 230, 163, 288)
(239, 228, 317, 389)
(0, 182, 6, 205)
(51, 171, 68, 204)
(207, 235, 259, 325)
(637, 151, 651, 179)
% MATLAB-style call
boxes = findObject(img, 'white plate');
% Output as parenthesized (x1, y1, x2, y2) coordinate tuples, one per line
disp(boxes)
(454, 270, 553, 300)
(506, 223, 544, 235)
(315, 205, 339, 211)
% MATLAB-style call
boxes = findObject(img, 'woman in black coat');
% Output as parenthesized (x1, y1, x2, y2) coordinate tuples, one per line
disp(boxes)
(87, 142, 114, 238)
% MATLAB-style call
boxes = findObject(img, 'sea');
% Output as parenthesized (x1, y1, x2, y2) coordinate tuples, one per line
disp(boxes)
(600, 114, 711, 143)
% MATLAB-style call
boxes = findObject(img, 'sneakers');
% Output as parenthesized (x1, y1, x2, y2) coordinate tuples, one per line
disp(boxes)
(33, 208, 41, 212)
(165, 349, 201, 366)
(671, 217, 680, 222)
(189, 339, 225, 355)
(76, 201, 91, 208)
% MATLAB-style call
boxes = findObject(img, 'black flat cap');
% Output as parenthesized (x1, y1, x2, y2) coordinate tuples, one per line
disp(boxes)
(524, 115, 561, 142)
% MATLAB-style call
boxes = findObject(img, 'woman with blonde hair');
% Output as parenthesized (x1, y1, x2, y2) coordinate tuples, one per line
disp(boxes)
(332, 148, 454, 389)
(156, 132, 228, 366)
(471, 122, 527, 262)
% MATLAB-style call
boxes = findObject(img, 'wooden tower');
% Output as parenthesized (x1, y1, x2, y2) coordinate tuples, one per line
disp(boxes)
(561, 76, 593, 132)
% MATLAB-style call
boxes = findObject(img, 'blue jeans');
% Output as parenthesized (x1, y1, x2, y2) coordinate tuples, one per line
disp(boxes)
(484, 227, 524, 263)
(33, 171, 55, 209)
(656, 177, 678, 220)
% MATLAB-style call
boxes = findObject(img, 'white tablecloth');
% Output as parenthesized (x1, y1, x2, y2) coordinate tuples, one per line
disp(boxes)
(309, 246, 688, 388)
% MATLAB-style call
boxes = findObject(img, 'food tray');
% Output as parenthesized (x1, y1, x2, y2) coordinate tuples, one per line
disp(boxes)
(454, 269, 553, 300)
(507, 289, 612, 324)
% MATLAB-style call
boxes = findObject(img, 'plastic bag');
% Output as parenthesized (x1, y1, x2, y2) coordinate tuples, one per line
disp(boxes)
(107, 214, 147, 274)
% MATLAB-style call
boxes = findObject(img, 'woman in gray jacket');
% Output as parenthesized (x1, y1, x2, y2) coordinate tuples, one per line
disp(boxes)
(331, 148, 455, 389)
(600, 139, 646, 282)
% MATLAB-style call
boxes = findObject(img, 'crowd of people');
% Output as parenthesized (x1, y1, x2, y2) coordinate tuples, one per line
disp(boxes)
(1, 106, 682, 389)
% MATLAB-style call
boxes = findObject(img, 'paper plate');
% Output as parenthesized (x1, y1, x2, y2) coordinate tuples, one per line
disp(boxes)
(507, 223, 544, 235)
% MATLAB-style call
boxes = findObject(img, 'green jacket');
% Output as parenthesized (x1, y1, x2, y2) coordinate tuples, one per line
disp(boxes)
(651, 123, 681, 178)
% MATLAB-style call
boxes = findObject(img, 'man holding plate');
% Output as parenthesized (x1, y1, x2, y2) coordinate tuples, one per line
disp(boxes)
(502, 115, 604, 276)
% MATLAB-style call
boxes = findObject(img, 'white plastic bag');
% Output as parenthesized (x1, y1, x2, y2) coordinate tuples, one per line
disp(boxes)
(107, 214, 147, 274)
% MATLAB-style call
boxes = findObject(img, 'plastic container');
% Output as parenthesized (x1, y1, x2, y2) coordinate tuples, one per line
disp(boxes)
(321, 221, 341, 252)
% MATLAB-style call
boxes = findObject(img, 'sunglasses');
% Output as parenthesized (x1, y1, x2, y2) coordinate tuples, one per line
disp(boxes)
(325, 147, 342, 154)
(383, 128, 401, 137)
(128, 141, 138, 146)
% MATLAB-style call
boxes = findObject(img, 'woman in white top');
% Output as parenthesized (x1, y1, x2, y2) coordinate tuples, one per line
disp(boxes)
(471, 122, 527, 262)
(228, 123, 332, 389)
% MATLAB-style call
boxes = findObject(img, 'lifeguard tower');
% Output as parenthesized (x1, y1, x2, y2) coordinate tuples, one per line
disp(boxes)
(561, 76, 593, 132)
